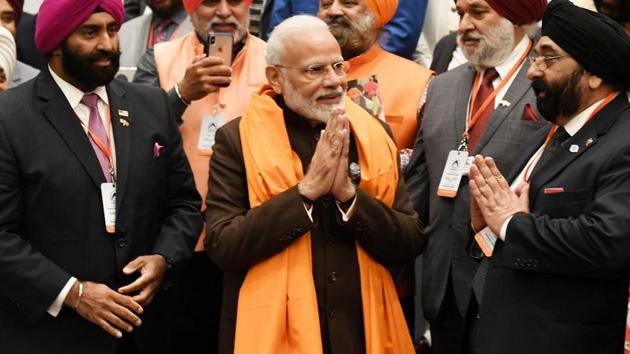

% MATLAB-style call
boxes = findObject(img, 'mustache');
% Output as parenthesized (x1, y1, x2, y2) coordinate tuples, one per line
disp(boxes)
(209, 16, 241, 29)
(460, 31, 481, 41)
(324, 15, 352, 28)
(87, 49, 120, 63)
(531, 78, 549, 95)
(316, 88, 345, 98)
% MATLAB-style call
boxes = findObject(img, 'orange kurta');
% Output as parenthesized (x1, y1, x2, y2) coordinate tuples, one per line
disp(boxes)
(347, 44, 433, 149)
(155, 33, 267, 250)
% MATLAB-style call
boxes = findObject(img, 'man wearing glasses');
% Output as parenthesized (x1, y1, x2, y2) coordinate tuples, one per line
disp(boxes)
(404, 0, 548, 353)
(467, 1, 630, 353)
(205, 15, 425, 354)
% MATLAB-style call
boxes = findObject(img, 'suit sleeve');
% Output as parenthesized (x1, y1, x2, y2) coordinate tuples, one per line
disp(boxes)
(150, 89, 203, 270)
(204, 124, 316, 271)
(495, 142, 630, 278)
(0, 107, 71, 322)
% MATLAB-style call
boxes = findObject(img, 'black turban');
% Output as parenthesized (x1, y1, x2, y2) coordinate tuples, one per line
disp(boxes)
(542, 0, 630, 89)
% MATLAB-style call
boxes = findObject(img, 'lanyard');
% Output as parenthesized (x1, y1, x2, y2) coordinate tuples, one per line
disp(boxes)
(78, 106, 116, 183)
(458, 40, 533, 151)
(522, 92, 617, 182)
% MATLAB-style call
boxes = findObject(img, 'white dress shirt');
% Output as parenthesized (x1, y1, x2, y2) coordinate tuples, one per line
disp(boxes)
(46, 66, 117, 317)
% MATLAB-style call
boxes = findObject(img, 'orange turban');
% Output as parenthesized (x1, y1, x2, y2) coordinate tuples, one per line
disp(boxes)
(364, 0, 398, 28)
(184, 0, 253, 14)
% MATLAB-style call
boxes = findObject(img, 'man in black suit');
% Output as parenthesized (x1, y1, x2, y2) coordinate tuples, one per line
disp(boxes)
(0, 1, 202, 353)
(468, 1, 630, 353)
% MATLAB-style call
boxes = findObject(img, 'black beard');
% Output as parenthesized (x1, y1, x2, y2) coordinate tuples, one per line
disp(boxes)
(61, 41, 120, 92)
(532, 68, 584, 123)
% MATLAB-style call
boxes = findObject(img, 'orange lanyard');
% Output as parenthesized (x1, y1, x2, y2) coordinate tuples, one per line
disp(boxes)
(78, 106, 116, 182)
(522, 92, 617, 182)
(459, 40, 533, 151)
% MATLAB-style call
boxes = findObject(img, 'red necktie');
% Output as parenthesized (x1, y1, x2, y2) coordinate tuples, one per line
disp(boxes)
(152, 19, 174, 46)
(468, 68, 499, 152)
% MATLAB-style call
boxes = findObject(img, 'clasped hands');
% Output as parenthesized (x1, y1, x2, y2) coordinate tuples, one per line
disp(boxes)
(469, 155, 530, 236)
(298, 107, 356, 203)
(64, 255, 167, 338)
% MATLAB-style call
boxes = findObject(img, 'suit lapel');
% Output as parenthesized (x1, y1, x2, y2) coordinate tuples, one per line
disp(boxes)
(505, 126, 549, 183)
(472, 60, 533, 154)
(528, 94, 630, 201)
(455, 66, 476, 146)
(107, 81, 133, 214)
(37, 71, 107, 189)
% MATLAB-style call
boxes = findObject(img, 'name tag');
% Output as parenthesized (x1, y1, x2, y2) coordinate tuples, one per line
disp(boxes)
(198, 114, 226, 155)
(100, 183, 116, 233)
(437, 150, 468, 198)
(474, 227, 497, 257)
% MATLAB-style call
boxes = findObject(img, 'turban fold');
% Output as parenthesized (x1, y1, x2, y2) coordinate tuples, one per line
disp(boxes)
(7, 0, 23, 24)
(542, 0, 630, 89)
(486, 0, 546, 25)
(184, 0, 253, 14)
(0, 26, 16, 84)
(363, 0, 398, 29)
(35, 0, 124, 55)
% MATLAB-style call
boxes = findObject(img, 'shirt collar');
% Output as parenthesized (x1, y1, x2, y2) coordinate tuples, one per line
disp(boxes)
(48, 65, 109, 109)
(562, 96, 607, 136)
(493, 35, 530, 80)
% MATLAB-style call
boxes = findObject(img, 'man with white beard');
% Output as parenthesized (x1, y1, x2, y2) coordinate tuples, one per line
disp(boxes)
(205, 15, 425, 354)
(404, 0, 548, 353)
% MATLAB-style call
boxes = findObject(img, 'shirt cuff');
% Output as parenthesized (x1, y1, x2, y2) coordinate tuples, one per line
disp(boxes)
(303, 202, 314, 222)
(336, 196, 357, 222)
(47, 277, 77, 317)
(499, 216, 513, 241)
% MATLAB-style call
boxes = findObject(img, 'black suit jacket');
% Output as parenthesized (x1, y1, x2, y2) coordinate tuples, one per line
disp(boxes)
(0, 70, 203, 354)
(430, 32, 458, 75)
(474, 94, 630, 354)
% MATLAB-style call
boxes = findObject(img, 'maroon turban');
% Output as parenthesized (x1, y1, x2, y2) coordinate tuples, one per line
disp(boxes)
(35, 0, 124, 55)
(7, 0, 23, 24)
(486, 0, 547, 25)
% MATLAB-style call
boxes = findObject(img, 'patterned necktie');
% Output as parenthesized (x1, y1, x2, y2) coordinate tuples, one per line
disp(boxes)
(468, 68, 499, 152)
(248, 0, 265, 37)
(529, 126, 570, 178)
(81, 93, 113, 183)
(152, 18, 174, 46)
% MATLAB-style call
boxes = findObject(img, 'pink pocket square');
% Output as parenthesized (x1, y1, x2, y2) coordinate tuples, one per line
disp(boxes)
(153, 142, 164, 158)
(522, 103, 539, 122)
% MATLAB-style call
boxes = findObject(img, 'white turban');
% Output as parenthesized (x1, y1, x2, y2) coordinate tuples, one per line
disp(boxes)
(0, 26, 16, 85)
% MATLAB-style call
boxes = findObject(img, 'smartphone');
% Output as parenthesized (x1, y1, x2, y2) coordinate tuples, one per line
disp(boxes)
(204, 32, 234, 67)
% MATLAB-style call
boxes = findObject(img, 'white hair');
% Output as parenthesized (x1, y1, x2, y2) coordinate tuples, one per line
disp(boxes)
(522, 22, 540, 40)
(266, 15, 330, 65)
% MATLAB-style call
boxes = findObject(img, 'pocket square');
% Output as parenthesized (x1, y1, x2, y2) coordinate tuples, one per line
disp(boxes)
(153, 142, 164, 158)
(522, 103, 539, 122)
(544, 187, 565, 194)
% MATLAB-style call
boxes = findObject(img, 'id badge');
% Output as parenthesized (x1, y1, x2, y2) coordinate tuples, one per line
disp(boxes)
(474, 227, 498, 257)
(437, 150, 468, 198)
(100, 183, 116, 233)
(461, 156, 475, 176)
(198, 114, 226, 155)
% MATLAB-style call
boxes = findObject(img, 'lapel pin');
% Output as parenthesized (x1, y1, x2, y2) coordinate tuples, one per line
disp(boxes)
(118, 109, 129, 117)
(585, 138, 594, 147)
(499, 100, 511, 107)
(119, 118, 130, 127)
(569, 144, 579, 153)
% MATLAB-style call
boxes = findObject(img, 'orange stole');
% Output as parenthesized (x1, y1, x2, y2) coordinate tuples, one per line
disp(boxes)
(347, 44, 433, 149)
(235, 86, 415, 354)
(155, 33, 267, 250)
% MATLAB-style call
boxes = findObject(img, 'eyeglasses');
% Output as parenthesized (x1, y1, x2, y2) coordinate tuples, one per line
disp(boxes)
(528, 55, 567, 71)
(274, 60, 350, 80)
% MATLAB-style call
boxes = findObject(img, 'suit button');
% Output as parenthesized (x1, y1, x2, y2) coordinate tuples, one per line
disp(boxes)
(118, 238, 127, 248)
(328, 272, 337, 282)
(329, 308, 337, 319)
(321, 196, 332, 208)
